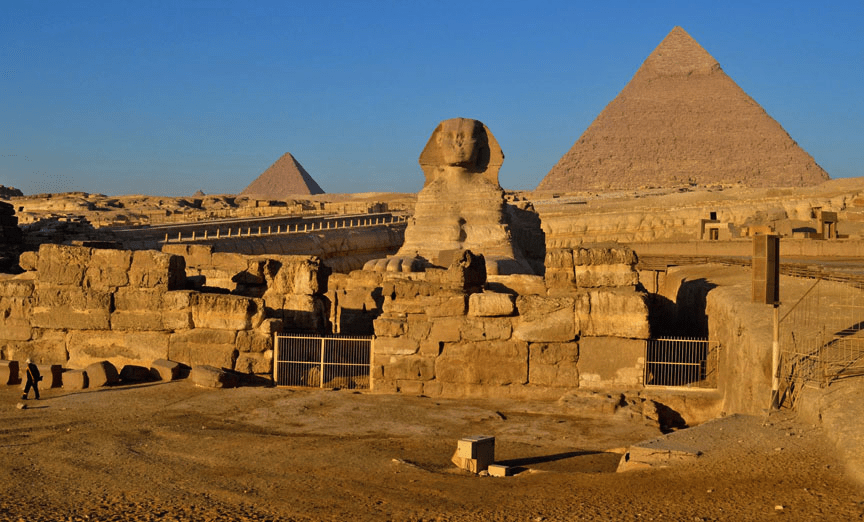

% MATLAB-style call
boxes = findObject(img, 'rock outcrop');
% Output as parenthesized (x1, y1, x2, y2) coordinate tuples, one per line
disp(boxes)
(538, 26, 830, 192)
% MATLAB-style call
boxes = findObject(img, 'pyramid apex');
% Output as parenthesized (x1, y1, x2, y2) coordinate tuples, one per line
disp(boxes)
(638, 26, 720, 79)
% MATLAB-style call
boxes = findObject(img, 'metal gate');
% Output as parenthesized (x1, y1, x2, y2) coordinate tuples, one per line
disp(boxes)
(644, 338, 720, 388)
(274, 334, 373, 389)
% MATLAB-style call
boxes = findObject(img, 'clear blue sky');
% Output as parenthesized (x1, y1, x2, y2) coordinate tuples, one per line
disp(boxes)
(2, 1, 862, 197)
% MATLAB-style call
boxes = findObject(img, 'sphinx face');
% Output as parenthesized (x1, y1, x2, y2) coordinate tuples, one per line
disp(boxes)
(436, 119, 482, 168)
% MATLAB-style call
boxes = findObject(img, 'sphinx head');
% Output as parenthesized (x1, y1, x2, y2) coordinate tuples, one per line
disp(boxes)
(435, 118, 487, 169)
(419, 118, 504, 185)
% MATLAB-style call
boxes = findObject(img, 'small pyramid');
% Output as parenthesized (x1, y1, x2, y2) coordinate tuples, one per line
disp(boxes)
(538, 27, 830, 192)
(241, 153, 325, 198)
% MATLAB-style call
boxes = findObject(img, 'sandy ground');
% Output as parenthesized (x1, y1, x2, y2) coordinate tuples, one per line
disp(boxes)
(1, 382, 862, 522)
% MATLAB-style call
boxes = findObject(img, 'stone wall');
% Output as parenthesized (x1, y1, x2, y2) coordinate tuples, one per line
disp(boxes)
(162, 244, 329, 332)
(350, 247, 650, 398)
(0, 244, 327, 377)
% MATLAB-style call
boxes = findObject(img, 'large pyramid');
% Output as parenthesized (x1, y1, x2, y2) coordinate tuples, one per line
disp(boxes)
(241, 152, 325, 198)
(537, 27, 830, 192)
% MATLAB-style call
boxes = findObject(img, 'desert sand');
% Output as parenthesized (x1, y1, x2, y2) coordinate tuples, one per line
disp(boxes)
(1, 381, 861, 521)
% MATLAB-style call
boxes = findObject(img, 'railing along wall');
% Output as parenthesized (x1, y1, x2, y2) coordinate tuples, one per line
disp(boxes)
(160, 214, 408, 244)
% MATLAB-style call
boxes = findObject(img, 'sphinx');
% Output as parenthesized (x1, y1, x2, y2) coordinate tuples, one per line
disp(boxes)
(364, 118, 534, 275)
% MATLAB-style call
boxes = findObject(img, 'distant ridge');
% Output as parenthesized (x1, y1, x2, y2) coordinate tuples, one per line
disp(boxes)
(537, 27, 830, 192)
(241, 153, 325, 198)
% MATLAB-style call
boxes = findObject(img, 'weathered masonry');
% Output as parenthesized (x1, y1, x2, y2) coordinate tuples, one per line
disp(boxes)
(0, 243, 328, 376)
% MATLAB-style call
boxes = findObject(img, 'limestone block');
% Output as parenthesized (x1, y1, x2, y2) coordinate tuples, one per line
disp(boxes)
(129, 250, 185, 290)
(257, 318, 283, 336)
(192, 294, 263, 330)
(264, 294, 323, 331)
(579, 288, 650, 338)
(33, 284, 111, 310)
(118, 365, 150, 383)
(37, 364, 63, 388)
(114, 288, 164, 311)
(573, 246, 637, 266)
(162, 290, 195, 310)
(382, 355, 435, 381)
(371, 377, 397, 394)
(419, 340, 442, 357)
(572, 265, 639, 288)
(233, 259, 267, 286)
(164, 244, 214, 270)
(488, 464, 511, 477)
(63, 369, 88, 390)
(435, 341, 528, 385)
(168, 329, 238, 369)
(85, 249, 131, 289)
(0, 297, 32, 341)
(161, 291, 195, 330)
(452, 435, 495, 473)
(335, 288, 368, 311)
(424, 252, 486, 291)
(191, 365, 238, 388)
(428, 317, 462, 343)
(486, 274, 546, 296)
(211, 252, 248, 273)
(396, 380, 425, 395)
(460, 317, 513, 342)
(383, 295, 467, 317)
(198, 269, 236, 292)
(67, 330, 170, 369)
(374, 337, 419, 356)
(264, 256, 322, 295)
(372, 317, 406, 337)
(234, 351, 272, 374)
(111, 311, 163, 331)
(150, 359, 182, 381)
(235, 330, 273, 353)
(0, 360, 20, 385)
(513, 296, 576, 342)
(18, 251, 37, 272)
(578, 337, 646, 388)
(406, 316, 432, 341)
(0, 279, 34, 298)
(392, 279, 463, 299)
(468, 292, 515, 317)
(85, 361, 120, 387)
(545, 249, 575, 271)
(31, 286, 111, 330)
(528, 342, 580, 387)
(6, 329, 68, 364)
(37, 244, 90, 286)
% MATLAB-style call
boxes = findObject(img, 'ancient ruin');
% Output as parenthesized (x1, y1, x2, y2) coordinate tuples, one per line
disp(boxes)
(241, 152, 325, 198)
(364, 118, 538, 275)
(538, 26, 830, 192)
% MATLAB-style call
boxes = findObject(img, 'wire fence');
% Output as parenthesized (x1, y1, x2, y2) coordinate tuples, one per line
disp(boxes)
(778, 278, 864, 408)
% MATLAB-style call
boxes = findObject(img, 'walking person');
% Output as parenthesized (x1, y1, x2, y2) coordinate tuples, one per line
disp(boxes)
(22, 359, 41, 400)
